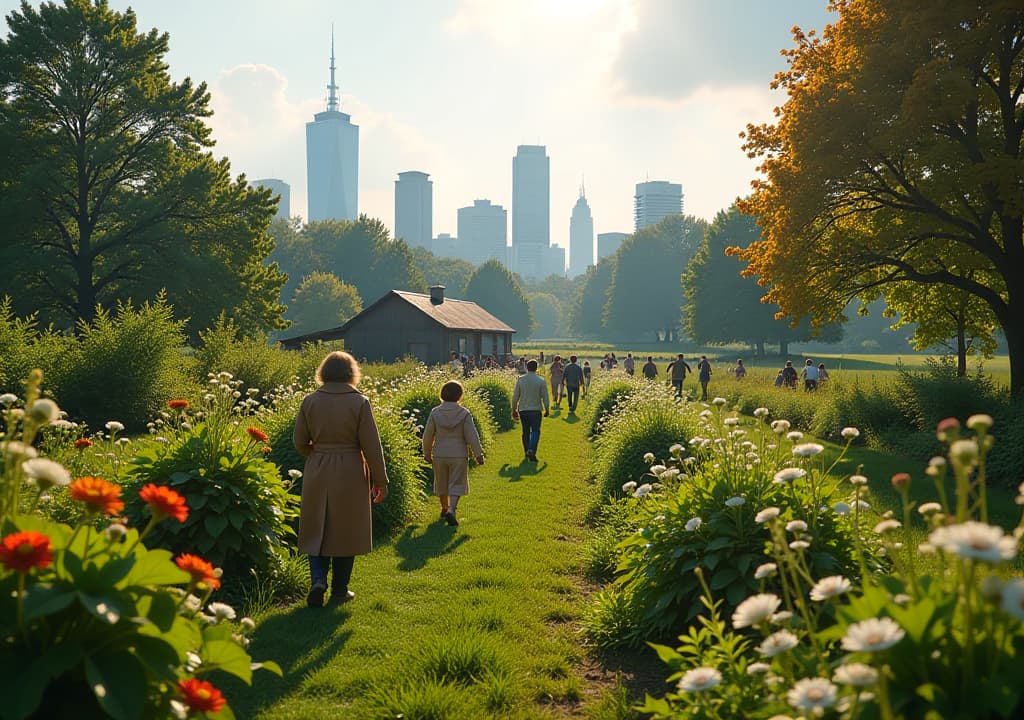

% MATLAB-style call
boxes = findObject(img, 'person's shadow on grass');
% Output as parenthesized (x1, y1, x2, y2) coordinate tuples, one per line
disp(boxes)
(562, 412, 580, 424)
(498, 459, 548, 482)
(394, 519, 469, 571)
(223, 608, 354, 717)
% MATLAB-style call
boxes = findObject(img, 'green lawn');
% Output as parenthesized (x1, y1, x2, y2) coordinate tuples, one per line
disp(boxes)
(227, 401, 636, 719)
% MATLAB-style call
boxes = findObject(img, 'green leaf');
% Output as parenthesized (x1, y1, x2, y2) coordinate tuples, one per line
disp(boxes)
(709, 567, 739, 590)
(0, 643, 83, 720)
(120, 548, 190, 588)
(647, 642, 682, 664)
(252, 659, 283, 677)
(78, 591, 127, 624)
(202, 639, 253, 683)
(138, 589, 178, 631)
(85, 651, 146, 720)
(889, 597, 936, 642)
(131, 634, 181, 681)
(22, 582, 76, 621)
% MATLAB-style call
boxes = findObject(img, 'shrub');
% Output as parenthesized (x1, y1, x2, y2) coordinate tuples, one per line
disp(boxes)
(0, 372, 280, 719)
(582, 377, 641, 436)
(590, 383, 696, 501)
(389, 368, 497, 452)
(48, 296, 190, 431)
(0, 298, 71, 393)
(465, 369, 516, 431)
(195, 314, 304, 397)
(125, 376, 299, 582)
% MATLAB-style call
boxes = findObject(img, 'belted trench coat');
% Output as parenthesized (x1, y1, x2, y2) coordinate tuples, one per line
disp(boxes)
(293, 382, 389, 556)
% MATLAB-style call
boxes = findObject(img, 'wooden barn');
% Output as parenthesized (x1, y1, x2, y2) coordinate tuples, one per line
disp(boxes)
(279, 286, 516, 364)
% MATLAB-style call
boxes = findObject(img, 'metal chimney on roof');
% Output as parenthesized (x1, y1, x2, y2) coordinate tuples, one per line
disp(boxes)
(429, 285, 445, 304)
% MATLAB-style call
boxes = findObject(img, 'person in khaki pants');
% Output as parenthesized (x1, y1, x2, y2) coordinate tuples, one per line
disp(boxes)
(422, 381, 484, 527)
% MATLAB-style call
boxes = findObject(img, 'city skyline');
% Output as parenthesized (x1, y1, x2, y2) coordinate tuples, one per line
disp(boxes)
(0, 0, 834, 248)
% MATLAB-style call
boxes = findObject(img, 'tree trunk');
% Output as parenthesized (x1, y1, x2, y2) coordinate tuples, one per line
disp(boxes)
(779, 338, 789, 358)
(1006, 318, 1024, 400)
(756, 339, 766, 357)
(74, 256, 96, 327)
(956, 326, 967, 378)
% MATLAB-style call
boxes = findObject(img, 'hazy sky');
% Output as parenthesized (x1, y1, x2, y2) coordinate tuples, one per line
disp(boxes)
(2, 0, 834, 248)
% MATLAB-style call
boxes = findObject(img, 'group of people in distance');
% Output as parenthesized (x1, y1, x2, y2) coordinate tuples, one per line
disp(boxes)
(775, 358, 830, 391)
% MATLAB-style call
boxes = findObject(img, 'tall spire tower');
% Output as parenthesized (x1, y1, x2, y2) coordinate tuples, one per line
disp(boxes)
(327, 27, 339, 112)
(305, 31, 359, 222)
(569, 174, 594, 278)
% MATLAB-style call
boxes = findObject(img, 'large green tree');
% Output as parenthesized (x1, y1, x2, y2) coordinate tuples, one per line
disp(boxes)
(684, 206, 842, 356)
(463, 259, 535, 338)
(567, 256, 615, 338)
(529, 292, 563, 339)
(285, 271, 362, 337)
(738, 0, 1024, 395)
(411, 246, 475, 297)
(0, 0, 286, 334)
(604, 215, 705, 342)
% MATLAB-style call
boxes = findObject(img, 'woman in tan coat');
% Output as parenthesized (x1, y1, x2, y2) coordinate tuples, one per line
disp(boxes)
(293, 351, 389, 607)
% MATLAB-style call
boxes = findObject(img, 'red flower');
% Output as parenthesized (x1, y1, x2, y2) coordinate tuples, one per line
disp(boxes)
(175, 553, 221, 590)
(69, 476, 124, 516)
(139, 484, 189, 523)
(0, 530, 53, 573)
(168, 399, 190, 410)
(246, 427, 269, 443)
(74, 438, 93, 450)
(936, 417, 961, 441)
(178, 678, 226, 714)
(891, 472, 912, 490)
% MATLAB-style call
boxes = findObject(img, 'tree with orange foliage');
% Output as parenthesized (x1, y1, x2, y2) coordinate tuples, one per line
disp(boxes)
(735, 0, 1024, 395)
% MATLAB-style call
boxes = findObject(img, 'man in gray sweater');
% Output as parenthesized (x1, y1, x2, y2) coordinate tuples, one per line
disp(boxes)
(511, 359, 550, 462)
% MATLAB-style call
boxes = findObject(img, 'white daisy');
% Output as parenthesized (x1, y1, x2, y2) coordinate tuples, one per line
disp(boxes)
(755, 507, 781, 523)
(849, 475, 868, 486)
(773, 467, 807, 484)
(27, 398, 60, 424)
(747, 662, 771, 675)
(917, 502, 942, 516)
(621, 481, 638, 493)
(754, 407, 770, 418)
(786, 520, 808, 533)
(684, 517, 702, 532)
(669, 443, 684, 455)
(789, 540, 810, 550)
(841, 427, 861, 439)
(833, 663, 878, 687)
(757, 630, 799, 657)
(786, 431, 804, 442)
(874, 520, 902, 534)
(207, 602, 236, 622)
(949, 439, 979, 465)
(649, 464, 667, 476)
(105, 421, 125, 433)
(771, 420, 791, 433)
(833, 502, 851, 516)
(711, 397, 728, 406)
(840, 618, 905, 652)
(792, 443, 825, 457)
(966, 414, 993, 431)
(809, 575, 852, 601)
(634, 483, 652, 498)
(929, 521, 1018, 563)
(22, 458, 71, 489)
(999, 578, 1024, 621)
(754, 563, 777, 579)
(725, 496, 746, 508)
(677, 667, 722, 693)
(642, 452, 655, 463)
(733, 593, 782, 628)
(787, 678, 838, 711)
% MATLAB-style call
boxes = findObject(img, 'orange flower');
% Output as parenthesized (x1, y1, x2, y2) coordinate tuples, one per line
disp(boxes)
(69, 476, 124, 516)
(0, 530, 53, 573)
(175, 553, 221, 590)
(74, 438, 93, 450)
(167, 399, 190, 410)
(260, 445, 271, 454)
(139, 484, 189, 523)
(246, 427, 269, 443)
(178, 678, 226, 714)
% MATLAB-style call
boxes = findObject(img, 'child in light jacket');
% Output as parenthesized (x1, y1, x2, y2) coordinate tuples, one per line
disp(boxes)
(422, 381, 484, 527)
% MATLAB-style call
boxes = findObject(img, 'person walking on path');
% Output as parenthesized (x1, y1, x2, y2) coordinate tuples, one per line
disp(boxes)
(512, 359, 550, 462)
(582, 360, 592, 396)
(293, 351, 389, 608)
(623, 353, 635, 376)
(562, 355, 585, 414)
(549, 355, 565, 406)
(734, 359, 746, 380)
(697, 355, 713, 401)
(422, 380, 484, 527)
(666, 353, 692, 399)
(781, 360, 798, 389)
(801, 359, 820, 392)
(817, 362, 830, 387)
(642, 355, 658, 380)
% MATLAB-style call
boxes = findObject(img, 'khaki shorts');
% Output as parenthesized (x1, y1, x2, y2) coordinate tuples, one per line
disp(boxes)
(433, 457, 470, 496)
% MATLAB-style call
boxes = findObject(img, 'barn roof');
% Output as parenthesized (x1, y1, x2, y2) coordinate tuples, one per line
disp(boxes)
(278, 289, 515, 348)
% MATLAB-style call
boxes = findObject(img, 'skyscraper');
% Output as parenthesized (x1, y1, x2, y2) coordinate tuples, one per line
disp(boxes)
(512, 145, 550, 279)
(306, 34, 359, 222)
(568, 182, 594, 277)
(458, 199, 507, 266)
(394, 171, 432, 249)
(254, 178, 290, 220)
(597, 231, 629, 260)
(634, 181, 683, 231)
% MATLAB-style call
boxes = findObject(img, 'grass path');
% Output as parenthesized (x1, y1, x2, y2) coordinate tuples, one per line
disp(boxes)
(232, 401, 625, 719)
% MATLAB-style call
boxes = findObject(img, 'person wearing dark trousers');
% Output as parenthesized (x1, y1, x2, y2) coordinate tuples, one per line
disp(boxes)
(511, 359, 550, 462)
(294, 351, 389, 608)
(697, 355, 713, 401)
(562, 355, 585, 414)
(666, 353, 692, 399)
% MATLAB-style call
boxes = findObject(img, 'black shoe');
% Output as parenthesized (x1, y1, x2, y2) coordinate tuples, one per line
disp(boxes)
(306, 583, 326, 608)
(328, 589, 355, 606)
(440, 509, 449, 519)
(527, 450, 537, 462)
(444, 512, 459, 527)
